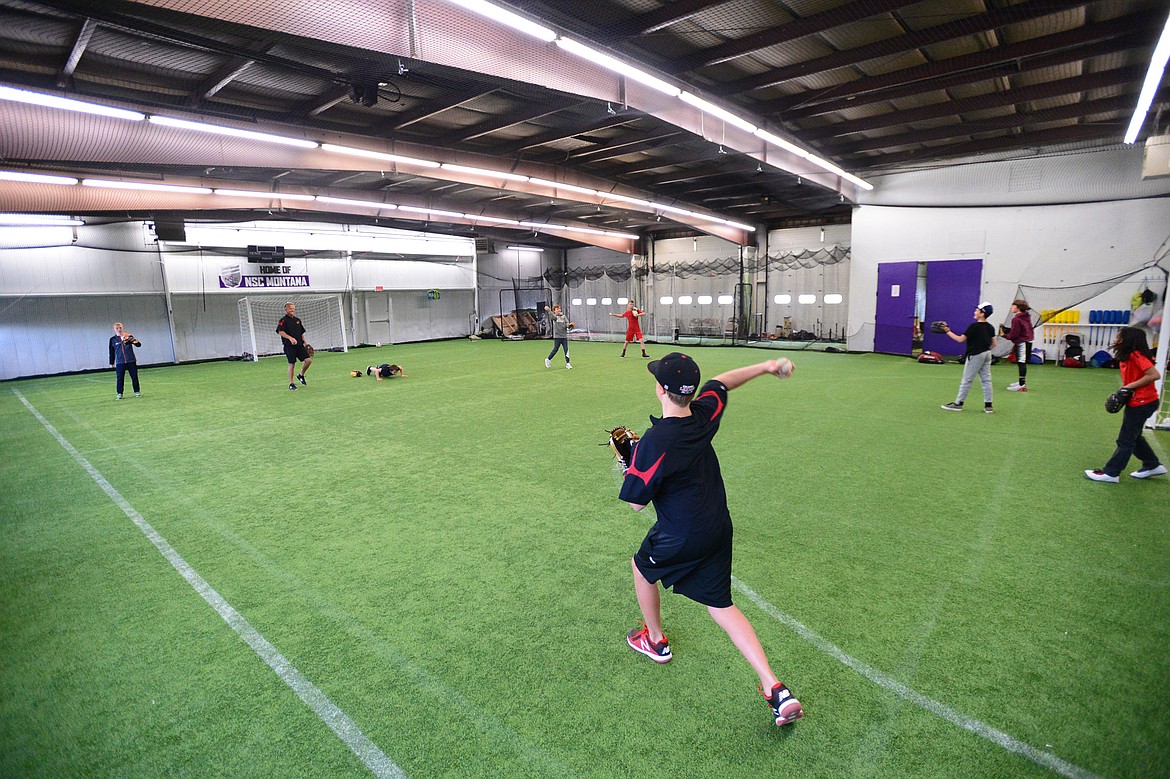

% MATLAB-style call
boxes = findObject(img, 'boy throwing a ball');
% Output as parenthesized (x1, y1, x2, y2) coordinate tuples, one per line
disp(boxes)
(618, 352, 804, 728)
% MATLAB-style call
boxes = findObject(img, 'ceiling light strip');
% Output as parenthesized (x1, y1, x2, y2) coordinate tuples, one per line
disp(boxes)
(1124, 10, 1170, 144)
(321, 143, 442, 168)
(0, 85, 145, 121)
(0, 170, 79, 185)
(0, 213, 84, 226)
(81, 178, 212, 194)
(149, 116, 318, 149)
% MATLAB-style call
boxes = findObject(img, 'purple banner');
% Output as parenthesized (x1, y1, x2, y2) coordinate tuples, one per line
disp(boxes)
(220, 275, 310, 289)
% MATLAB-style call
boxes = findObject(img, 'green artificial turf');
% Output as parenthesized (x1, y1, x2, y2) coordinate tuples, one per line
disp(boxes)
(2, 341, 1168, 778)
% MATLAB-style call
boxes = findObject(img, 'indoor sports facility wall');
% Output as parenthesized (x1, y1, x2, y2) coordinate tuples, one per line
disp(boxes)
(0, 220, 477, 379)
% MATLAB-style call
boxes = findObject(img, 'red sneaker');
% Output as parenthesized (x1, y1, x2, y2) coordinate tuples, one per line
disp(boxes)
(626, 624, 671, 663)
(761, 682, 803, 726)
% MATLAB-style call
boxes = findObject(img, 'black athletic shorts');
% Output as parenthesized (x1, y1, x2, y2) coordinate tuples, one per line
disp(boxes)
(284, 342, 310, 363)
(633, 522, 733, 608)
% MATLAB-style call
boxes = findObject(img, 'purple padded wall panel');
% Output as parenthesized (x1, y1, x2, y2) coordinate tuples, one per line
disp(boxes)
(874, 261, 918, 355)
(922, 259, 984, 356)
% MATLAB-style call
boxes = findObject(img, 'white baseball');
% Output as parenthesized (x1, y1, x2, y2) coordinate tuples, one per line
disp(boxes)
(776, 358, 794, 378)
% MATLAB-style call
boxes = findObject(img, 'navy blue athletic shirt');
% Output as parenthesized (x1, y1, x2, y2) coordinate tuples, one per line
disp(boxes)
(619, 380, 731, 537)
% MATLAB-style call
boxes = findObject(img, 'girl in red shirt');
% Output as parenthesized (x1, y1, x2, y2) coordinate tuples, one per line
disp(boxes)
(1085, 327, 1165, 482)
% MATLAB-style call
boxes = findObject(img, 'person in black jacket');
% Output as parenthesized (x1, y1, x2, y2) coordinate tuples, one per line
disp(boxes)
(108, 322, 142, 399)
(276, 302, 313, 391)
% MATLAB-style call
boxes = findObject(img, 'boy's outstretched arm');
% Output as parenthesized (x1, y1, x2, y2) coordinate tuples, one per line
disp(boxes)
(713, 359, 793, 390)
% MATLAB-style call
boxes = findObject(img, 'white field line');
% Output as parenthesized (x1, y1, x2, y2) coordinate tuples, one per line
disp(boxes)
(14, 389, 406, 779)
(732, 577, 1106, 779)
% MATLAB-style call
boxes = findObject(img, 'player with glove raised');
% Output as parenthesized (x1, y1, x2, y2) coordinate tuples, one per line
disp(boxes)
(108, 321, 143, 399)
(616, 351, 804, 729)
(1085, 327, 1165, 482)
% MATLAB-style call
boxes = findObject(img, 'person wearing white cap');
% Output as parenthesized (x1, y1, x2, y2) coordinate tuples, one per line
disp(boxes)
(940, 302, 998, 414)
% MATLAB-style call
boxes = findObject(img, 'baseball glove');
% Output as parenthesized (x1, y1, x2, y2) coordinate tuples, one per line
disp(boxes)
(1104, 387, 1133, 413)
(305, 342, 315, 357)
(929, 321, 949, 334)
(605, 426, 640, 472)
(350, 369, 363, 378)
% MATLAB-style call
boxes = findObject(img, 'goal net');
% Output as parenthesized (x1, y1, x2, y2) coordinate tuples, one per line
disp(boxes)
(238, 295, 348, 360)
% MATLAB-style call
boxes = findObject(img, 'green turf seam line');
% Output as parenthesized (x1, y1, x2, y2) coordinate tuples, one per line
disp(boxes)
(13, 389, 407, 779)
(732, 577, 1105, 779)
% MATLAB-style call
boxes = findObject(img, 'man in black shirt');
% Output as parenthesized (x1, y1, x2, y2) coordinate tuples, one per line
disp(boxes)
(618, 352, 804, 728)
(276, 302, 312, 391)
(941, 302, 997, 413)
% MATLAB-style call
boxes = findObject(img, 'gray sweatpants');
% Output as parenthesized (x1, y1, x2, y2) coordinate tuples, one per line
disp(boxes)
(956, 351, 993, 405)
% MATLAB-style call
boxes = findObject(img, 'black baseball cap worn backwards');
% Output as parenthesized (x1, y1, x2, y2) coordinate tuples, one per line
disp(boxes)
(648, 352, 700, 396)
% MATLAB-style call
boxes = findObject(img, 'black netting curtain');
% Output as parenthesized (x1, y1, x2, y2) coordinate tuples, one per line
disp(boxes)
(538, 264, 642, 337)
(764, 246, 850, 341)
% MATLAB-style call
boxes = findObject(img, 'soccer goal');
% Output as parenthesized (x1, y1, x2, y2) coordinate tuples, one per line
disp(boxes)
(238, 295, 348, 360)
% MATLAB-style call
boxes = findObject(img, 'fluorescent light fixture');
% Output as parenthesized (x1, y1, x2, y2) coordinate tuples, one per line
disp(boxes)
(469, 214, 520, 225)
(0, 213, 84, 226)
(586, 298, 597, 305)
(617, 297, 629, 305)
(804, 154, 873, 191)
(697, 295, 712, 305)
(678, 295, 693, 305)
(659, 296, 673, 305)
(507, 245, 543, 252)
(214, 189, 315, 201)
(446, 0, 557, 41)
(149, 116, 317, 148)
(824, 293, 843, 304)
(655, 203, 700, 218)
(606, 230, 640, 240)
(715, 218, 755, 232)
(397, 205, 465, 219)
(0, 86, 145, 121)
(82, 179, 211, 194)
(441, 163, 529, 182)
(602, 192, 653, 208)
(679, 91, 756, 134)
(315, 195, 396, 210)
(601, 297, 612, 305)
(0, 170, 78, 186)
(527, 177, 598, 197)
(775, 294, 791, 304)
(321, 143, 441, 168)
(798, 294, 816, 304)
(717, 295, 733, 304)
(571, 298, 582, 306)
(754, 128, 809, 158)
(1125, 10, 1170, 144)
(558, 225, 607, 236)
(556, 38, 681, 97)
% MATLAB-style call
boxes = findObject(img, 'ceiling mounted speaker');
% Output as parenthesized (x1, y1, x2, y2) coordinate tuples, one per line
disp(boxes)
(154, 220, 185, 241)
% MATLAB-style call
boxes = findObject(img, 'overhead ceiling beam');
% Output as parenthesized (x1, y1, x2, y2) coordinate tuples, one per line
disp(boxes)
(295, 84, 354, 118)
(851, 123, 1125, 167)
(495, 111, 642, 154)
(763, 15, 1155, 117)
(800, 65, 1146, 142)
(680, 0, 918, 71)
(825, 93, 1140, 156)
(384, 86, 495, 131)
(58, 17, 97, 87)
(441, 97, 582, 143)
(187, 55, 259, 107)
(609, 0, 735, 37)
(726, 0, 1104, 95)
(567, 132, 686, 163)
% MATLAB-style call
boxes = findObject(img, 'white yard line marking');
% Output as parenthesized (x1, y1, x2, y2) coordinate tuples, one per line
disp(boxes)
(732, 577, 1105, 779)
(14, 389, 406, 779)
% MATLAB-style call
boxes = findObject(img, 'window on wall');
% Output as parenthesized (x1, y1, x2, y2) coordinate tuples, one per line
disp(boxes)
(586, 298, 597, 305)
(775, 294, 791, 304)
(571, 298, 582, 306)
(824, 293, 843, 304)
(798, 294, 816, 304)
(617, 297, 629, 305)
(659, 296, 673, 305)
(678, 295, 693, 304)
(697, 295, 712, 304)
(601, 297, 612, 305)
(718, 295, 733, 304)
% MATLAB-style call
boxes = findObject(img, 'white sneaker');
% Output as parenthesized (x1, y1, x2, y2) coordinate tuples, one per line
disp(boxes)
(1084, 470, 1119, 483)
(545, 358, 551, 368)
(565, 363, 572, 370)
(1006, 382, 1021, 391)
(1131, 464, 1168, 479)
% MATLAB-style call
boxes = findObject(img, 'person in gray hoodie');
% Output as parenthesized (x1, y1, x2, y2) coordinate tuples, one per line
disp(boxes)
(544, 304, 574, 370)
